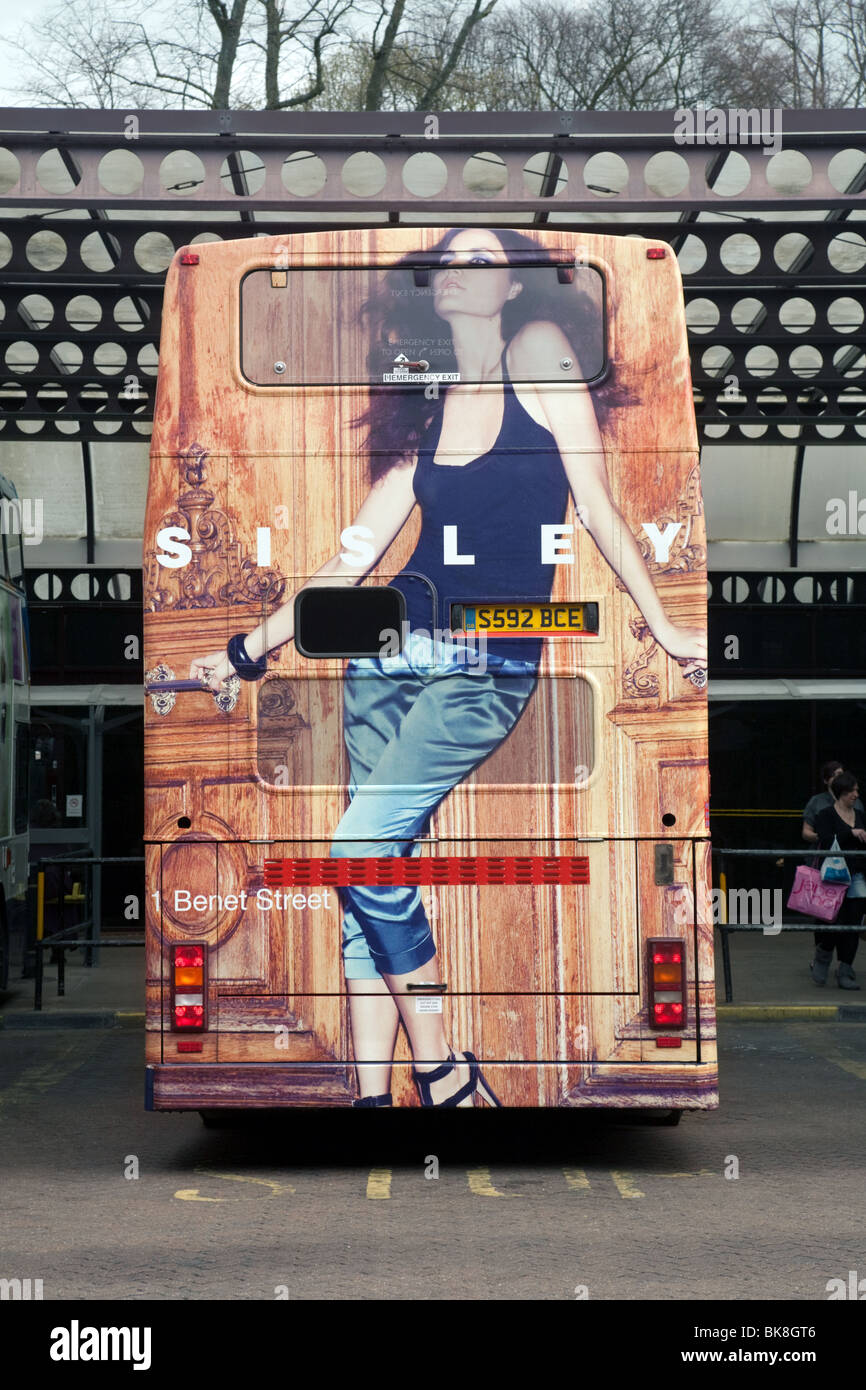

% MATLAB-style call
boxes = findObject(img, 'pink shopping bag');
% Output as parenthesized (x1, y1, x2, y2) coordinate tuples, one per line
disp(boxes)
(787, 865, 848, 922)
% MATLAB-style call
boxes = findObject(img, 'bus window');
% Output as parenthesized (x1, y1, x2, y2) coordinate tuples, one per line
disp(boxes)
(256, 675, 593, 788)
(240, 263, 606, 387)
(257, 678, 348, 788)
(469, 676, 594, 786)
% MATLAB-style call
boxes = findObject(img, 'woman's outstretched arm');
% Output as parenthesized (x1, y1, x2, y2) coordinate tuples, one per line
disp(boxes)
(189, 460, 418, 688)
(513, 320, 706, 673)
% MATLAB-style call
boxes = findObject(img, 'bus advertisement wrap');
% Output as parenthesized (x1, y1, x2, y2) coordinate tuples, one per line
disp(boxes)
(143, 228, 715, 1113)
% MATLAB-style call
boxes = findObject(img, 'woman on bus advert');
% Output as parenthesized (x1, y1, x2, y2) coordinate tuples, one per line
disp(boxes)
(189, 227, 706, 1109)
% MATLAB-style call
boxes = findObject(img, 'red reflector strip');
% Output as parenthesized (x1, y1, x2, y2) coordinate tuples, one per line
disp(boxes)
(655, 1037, 683, 1048)
(263, 855, 590, 887)
(646, 246, 666, 259)
(180, 251, 200, 265)
(177, 1040, 203, 1052)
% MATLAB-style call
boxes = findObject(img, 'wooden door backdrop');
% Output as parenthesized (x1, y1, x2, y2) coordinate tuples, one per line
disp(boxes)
(144, 229, 715, 1109)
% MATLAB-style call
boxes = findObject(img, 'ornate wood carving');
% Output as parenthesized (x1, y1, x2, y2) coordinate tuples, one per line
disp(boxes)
(257, 678, 312, 782)
(622, 617, 660, 700)
(617, 461, 707, 583)
(145, 443, 287, 611)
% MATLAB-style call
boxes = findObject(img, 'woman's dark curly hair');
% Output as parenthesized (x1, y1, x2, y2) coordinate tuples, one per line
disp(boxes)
(353, 227, 629, 484)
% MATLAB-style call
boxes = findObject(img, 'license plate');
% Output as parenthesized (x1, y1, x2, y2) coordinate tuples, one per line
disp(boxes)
(451, 602, 599, 635)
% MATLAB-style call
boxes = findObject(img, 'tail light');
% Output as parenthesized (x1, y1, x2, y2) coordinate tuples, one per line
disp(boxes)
(648, 938, 686, 1030)
(171, 943, 207, 1031)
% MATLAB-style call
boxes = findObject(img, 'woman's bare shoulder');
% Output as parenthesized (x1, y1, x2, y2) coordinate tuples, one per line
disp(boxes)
(374, 455, 417, 488)
(509, 318, 572, 363)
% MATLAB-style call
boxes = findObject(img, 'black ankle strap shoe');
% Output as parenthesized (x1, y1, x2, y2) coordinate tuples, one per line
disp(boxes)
(352, 1093, 393, 1107)
(412, 1051, 502, 1108)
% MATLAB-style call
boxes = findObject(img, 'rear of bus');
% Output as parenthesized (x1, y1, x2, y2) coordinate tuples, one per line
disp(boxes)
(143, 228, 715, 1113)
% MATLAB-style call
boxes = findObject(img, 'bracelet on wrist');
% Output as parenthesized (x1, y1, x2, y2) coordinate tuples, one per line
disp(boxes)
(227, 632, 268, 682)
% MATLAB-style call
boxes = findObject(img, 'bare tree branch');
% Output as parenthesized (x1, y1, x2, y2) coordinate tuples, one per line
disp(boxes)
(206, 0, 250, 106)
(2, 0, 862, 113)
(364, 0, 408, 109)
(413, 0, 500, 107)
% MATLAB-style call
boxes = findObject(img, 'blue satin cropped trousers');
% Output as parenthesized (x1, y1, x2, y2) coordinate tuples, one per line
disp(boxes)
(332, 633, 538, 979)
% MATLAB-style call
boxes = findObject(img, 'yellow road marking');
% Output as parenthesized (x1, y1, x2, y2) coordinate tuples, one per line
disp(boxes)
(563, 1168, 591, 1190)
(785, 1024, 866, 1081)
(366, 1168, 392, 1199)
(194, 1169, 296, 1195)
(653, 1170, 717, 1179)
(467, 1166, 514, 1197)
(611, 1171, 644, 1199)
(0, 1038, 100, 1110)
(173, 1170, 296, 1202)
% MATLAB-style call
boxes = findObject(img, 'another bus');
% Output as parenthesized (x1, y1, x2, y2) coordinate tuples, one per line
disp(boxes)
(0, 473, 30, 991)
(144, 227, 715, 1115)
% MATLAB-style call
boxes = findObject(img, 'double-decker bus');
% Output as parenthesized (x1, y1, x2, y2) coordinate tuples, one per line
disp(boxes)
(144, 226, 715, 1117)
(0, 473, 30, 990)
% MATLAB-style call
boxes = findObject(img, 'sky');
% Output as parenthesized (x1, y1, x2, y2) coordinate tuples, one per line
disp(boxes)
(0, 0, 59, 105)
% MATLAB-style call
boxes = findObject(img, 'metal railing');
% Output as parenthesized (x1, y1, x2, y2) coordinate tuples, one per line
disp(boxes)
(33, 855, 144, 1010)
(29, 847, 864, 1008)
(713, 846, 866, 1003)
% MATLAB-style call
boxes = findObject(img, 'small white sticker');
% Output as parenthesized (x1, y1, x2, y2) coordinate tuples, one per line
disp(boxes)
(415, 996, 443, 1013)
(66, 794, 83, 817)
(382, 371, 460, 384)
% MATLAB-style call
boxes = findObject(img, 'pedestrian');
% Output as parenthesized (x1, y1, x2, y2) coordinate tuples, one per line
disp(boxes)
(802, 760, 863, 850)
(802, 760, 862, 985)
(811, 771, 866, 989)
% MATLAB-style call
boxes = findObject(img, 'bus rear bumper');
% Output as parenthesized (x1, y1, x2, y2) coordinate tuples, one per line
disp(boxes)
(145, 1062, 718, 1111)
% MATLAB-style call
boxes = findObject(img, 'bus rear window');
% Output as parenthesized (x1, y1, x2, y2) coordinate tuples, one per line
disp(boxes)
(240, 263, 606, 387)
(257, 676, 593, 788)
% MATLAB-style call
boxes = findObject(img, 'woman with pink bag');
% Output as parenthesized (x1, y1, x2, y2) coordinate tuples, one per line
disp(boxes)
(810, 771, 866, 989)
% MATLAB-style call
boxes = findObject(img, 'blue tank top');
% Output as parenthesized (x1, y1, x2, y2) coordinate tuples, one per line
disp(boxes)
(390, 345, 570, 663)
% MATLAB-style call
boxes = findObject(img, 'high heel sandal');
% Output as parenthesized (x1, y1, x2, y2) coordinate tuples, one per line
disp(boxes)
(412, 1050, 501, 1108)
(352, 1093, 393, 1107)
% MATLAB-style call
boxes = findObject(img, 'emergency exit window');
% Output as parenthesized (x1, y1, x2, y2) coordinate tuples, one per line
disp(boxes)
(240, 263, 606, 386)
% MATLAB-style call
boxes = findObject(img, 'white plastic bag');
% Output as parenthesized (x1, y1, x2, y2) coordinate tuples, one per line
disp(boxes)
(821, 836, 852, 885)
